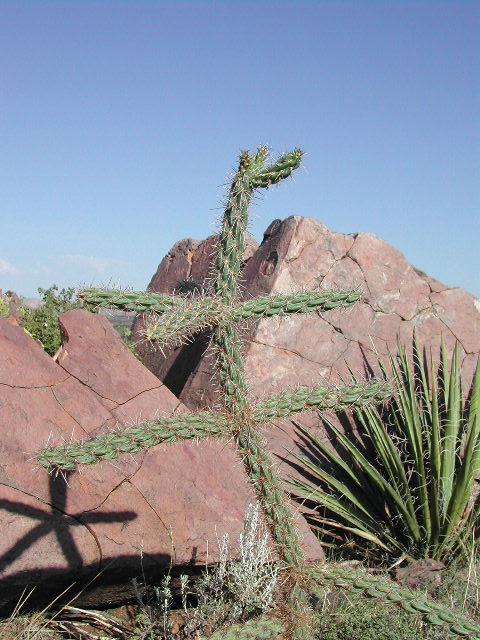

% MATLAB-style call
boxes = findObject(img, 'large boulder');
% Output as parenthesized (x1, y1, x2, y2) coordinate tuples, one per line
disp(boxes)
(0, 308, 322, 613)
(134, 216, 480, 480)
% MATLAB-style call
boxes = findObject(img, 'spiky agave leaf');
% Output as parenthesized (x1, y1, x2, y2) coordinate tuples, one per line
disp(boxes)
(289, 335, 480, 563)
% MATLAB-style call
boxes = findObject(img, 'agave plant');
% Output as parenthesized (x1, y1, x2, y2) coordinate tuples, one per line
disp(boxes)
(289, 332, 480, 563)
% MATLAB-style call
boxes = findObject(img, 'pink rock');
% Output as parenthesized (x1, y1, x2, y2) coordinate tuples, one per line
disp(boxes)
(0, 306, 322, 612)
(137, 215, 479, 490)
(174, 217, 479, 398)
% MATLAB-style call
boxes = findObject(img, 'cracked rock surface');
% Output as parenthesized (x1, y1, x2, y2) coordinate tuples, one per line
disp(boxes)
(0, 309, 323, 612)
(137, 215, 480, 485)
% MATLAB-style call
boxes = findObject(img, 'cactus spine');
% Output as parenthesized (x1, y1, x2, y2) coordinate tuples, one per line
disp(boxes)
(39, 147, 396, 639)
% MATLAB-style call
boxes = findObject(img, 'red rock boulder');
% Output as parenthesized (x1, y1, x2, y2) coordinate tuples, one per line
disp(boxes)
(0, 308, 322, 613)
(136, 216, 480, 481)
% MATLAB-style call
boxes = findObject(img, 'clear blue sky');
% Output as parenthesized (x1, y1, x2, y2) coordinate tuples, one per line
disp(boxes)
(1, 1, 479, 299)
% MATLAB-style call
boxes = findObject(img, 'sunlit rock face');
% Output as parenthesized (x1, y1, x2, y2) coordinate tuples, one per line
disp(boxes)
(140, 215, 479, 487)
(0, 303, 321, 613)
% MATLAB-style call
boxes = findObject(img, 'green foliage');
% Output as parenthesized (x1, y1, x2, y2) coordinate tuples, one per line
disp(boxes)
(0, 292, 10, 317)
(289, 333, 480, 564)
(315, 592, 451, 640)
(1, 285, 88, 356)
(22, 285, 83, 356)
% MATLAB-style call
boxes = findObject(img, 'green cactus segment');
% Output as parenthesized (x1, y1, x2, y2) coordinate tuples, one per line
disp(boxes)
(215, 172, 251, 304)
(142, 290, 361, 346)
(207, 615, 284, 640)
(215, 147, 302, 305)
(238, 290, 361, 318)
(237, 424, 305, 572)
(215, 322, 250, 416)
(284, 582, 314, 640)
(253, 381, 394, 422)
(142, 295, 223, 345)
(250, 149, 303, 189)
(314, 565, 480, 639)
(36, 381, 392, 473)
(37, 413, 229, 472)
(213, 149, 261, 409)
(77, 288, 180, 313)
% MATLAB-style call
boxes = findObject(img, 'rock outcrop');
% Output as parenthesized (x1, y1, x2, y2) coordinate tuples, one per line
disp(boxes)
(133, 216, 480, 480)
(0, 307, 321, 613)
(3, 214, 477, 612)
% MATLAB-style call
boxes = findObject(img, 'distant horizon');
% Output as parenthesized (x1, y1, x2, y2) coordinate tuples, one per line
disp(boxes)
(1, 2, 479, 298)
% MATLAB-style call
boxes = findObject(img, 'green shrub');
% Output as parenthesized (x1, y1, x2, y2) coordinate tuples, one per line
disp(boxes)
(22, 285, 84, 356)
(289, 332, 480, 564)
(0, 292, 9, 317)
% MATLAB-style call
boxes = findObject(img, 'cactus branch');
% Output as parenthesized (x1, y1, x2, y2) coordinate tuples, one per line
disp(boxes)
(142, 290, 361, 346)
(252, 381, 393, 422)
(38, 413, 229, 471)
(78, 288, 182, 313)
(37, 380, 393, 473)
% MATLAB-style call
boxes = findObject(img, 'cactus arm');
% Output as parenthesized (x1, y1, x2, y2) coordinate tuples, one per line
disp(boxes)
(207, 615, 284, 640)
(36, 380, 392, 473)
(237, 290, 361, 317)
(37, 413, 229, 471)
(78, 289, 182, 314)
(314, 565, 480, 638)
(250, 149, 303, 188)
(142, 290, 361, 346)
(236, 423, 306, 572)
(252, 381, 393, 422)
(215, 167, 252, 304)
(213, 149, 263, 412)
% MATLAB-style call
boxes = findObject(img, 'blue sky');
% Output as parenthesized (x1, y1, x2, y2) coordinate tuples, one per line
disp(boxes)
(1, 1, 479, 299)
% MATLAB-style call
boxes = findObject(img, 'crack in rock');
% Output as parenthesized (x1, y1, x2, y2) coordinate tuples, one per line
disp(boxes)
(0, 376, 70, 391)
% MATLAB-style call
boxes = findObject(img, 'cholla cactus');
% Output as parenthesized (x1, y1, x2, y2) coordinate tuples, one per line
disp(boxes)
(38, 147, 393, 639)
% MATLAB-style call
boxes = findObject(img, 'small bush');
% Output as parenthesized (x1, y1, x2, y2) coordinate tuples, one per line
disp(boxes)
(131, 503, 279, 639)
(0, 292, 9, 317)
(22, 285, 85, 356)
